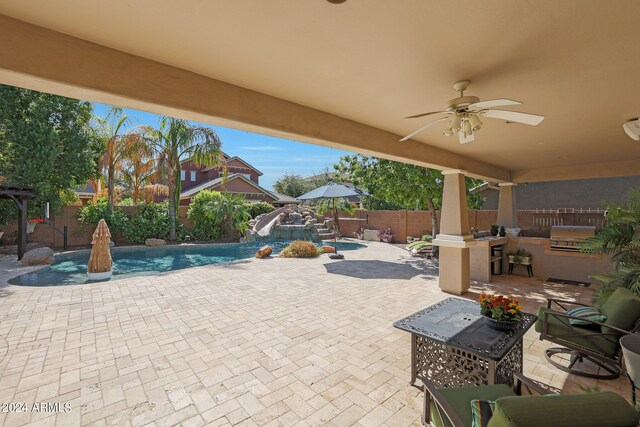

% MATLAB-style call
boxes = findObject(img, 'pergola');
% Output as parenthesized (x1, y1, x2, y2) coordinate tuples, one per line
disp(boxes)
(0, 0, 638, 293)
(0, 185, 36, 260)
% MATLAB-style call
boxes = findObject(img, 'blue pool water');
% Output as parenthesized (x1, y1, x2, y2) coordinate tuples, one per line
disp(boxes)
(9, 240, 365, 287)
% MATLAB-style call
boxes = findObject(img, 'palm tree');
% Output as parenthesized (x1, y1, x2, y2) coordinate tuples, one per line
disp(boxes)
(145, 117, 222, 240)
(119, 134, 156, 205)
(94, 107, 132, 211)
(581, 188, 640, 296)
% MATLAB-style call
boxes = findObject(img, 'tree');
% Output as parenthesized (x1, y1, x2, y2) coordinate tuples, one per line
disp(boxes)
(314, 198, 355, 238)
(144, 117, 222, 240)
(119, 134, 156, 205)
(334, 155, 483, 238)
(0, 84, 102, 222)
(273, 173, 311, 198)
(581, 188, 640, 296)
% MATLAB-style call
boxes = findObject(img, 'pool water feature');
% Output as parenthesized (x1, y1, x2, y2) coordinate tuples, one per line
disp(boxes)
(8, 240, 365, 286)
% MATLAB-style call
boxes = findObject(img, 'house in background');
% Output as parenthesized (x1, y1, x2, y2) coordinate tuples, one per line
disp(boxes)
(472, 176, 640, 210)
(179, 152, 299, 207)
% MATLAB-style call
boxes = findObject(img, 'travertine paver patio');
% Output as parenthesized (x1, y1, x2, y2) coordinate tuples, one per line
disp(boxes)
(0, 242, 629, 426)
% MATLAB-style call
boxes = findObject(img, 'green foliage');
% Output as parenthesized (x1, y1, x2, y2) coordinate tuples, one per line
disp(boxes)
(78, 199, 171, 244)
(124, 203, 171, 244)
(78, 198, 128, 241)
(273, 173, 316, 198)
(334, 155, 484, 239)
(279, 241, 320, 258)
(314, 198, 356, 216)
(188, 190, 250, 240)
(507, 248, 532, 263)
(246, 202, 275, 219)
(144, 117, 222, 240)
(581, 188, 640, 296)
(0, 85, 102, 223)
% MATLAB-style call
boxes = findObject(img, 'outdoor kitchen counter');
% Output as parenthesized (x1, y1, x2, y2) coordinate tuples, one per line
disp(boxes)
(470, 237, 507, 283)
(503, 237, 611, 284)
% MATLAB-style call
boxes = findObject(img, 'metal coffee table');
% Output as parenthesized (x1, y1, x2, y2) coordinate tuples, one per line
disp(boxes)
(394, 297, 537, 388)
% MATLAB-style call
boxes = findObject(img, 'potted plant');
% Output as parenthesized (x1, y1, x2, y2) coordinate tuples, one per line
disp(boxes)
(378, 228, 393, 243)
(479, 293, 523, 331)
(355, 226, 364, 240)
(490, 224, 499, 236)
(499, 226, 506, 237)
(507, 248, 532, 265)
(407, 236, 414, 244)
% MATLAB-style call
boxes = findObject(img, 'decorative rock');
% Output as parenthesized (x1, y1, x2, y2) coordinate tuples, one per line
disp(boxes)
(145, 238, 166, 246)
(322, 245, 337, 253)
(21, 247, 54, 266)
(256, 245, 273, 258)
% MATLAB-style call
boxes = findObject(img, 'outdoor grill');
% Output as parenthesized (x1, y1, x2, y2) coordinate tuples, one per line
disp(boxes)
(549, 225, 596, 252)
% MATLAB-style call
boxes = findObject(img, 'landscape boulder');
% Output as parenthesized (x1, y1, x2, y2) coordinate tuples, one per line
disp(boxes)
(322, 245, 336, 253)
(256, 245, 273, 258)
(145, 238, 166, 247)
(21, 247, 54, 266)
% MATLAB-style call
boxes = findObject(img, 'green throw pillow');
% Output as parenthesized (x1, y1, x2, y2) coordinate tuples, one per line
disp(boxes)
(567, 306, 606, 326)
(471, 399, 495, 427)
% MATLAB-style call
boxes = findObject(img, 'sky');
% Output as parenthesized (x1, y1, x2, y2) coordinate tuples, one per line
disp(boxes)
(92, 103, 354, 190)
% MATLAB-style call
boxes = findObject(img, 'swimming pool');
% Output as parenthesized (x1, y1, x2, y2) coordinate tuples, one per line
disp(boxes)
(8, 240, 365, 286)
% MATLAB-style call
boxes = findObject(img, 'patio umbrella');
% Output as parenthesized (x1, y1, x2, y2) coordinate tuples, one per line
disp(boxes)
(87, 219, 113, 280)
(298, 182, 368, 238)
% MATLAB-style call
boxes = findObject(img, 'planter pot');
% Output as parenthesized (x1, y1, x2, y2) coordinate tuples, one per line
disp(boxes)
(484, 316, 520, 332)
(490, 229, 498, 236)
(87, 270, 112, 281)
(508, 255, 531, 265)
(498, 231, 506, 237)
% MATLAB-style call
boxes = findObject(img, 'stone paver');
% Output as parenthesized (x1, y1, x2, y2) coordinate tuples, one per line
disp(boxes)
(0, 242, 629, 426)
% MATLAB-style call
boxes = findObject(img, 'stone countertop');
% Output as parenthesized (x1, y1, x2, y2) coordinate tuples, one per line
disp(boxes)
(473, 236, 508, 246)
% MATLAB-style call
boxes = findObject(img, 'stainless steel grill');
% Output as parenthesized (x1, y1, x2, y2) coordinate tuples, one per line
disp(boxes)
(549, 225, 596, 252)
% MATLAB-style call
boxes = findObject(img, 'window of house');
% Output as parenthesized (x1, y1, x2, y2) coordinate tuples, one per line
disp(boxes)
(190, 171, 196, 181)
(241, 173, 252, 180)
(180, 170, 186, 181)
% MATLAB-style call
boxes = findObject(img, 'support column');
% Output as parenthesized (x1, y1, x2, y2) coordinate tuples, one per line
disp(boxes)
(16, 199, 27, 260)
(433, 170, 474, 295)
(496, 183, 518, 228)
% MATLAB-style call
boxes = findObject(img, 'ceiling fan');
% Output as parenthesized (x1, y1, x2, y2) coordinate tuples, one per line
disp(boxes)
(400, 80, 544, 144)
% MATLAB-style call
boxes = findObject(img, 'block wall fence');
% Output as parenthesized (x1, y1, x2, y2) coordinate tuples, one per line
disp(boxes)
(0, 206, 607, 248)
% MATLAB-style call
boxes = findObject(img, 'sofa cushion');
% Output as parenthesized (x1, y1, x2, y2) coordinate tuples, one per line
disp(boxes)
(599, 287, 640, 333)
(566, 306, 606, 326)
(535, 307, 618, 357)
(471, 399, 495, 427)
(429, 384, 515, 427)
(488, 391, 640, 427)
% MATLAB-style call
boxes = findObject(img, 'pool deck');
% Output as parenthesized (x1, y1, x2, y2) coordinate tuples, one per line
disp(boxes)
(0, 242, 630, 426)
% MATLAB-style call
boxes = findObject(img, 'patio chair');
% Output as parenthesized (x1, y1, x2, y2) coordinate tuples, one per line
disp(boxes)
(423, 372, 639, 427)
(535, 287, 640, 379)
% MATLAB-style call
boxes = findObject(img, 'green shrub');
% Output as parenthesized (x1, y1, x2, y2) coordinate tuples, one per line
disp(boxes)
(79, 199, 171, 244)
(188, 190, 250, 240)
(246, 202, 275, 219)
(78, 198, 128, 242)
(279, 241, 320, 258)
(123, 202, 171, 244)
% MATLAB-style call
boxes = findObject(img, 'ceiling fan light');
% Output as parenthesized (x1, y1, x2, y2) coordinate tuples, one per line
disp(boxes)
(462, 119, 472, 134)
(450, 116, 462, 132)
(468, 115, 483, 131)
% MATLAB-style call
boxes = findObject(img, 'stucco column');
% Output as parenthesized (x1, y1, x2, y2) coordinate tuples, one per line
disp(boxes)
(496, 183, 518, 228)
(433, 170, 474, 295)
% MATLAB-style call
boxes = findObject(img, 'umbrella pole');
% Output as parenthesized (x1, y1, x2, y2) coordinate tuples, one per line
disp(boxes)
(333, 198, 338, 242)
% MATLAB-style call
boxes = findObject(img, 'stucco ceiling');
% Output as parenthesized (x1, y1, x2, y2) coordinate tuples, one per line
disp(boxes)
(1, 0, 640, 174)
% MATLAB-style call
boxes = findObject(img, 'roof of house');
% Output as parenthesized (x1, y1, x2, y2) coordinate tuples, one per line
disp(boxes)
(271, 192, 301, 204)
(180, 152, 263, 176)
(73, 183, 96, 197)
(180, 173, 277, 200)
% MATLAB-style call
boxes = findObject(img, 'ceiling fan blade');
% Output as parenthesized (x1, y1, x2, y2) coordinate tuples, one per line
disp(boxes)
(400, 117, 448, 142)
(458, 131, 475, 144)
(469, 98, 521, 110)
(404, 111, 448, 119)
(482, 109, 545, 126)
